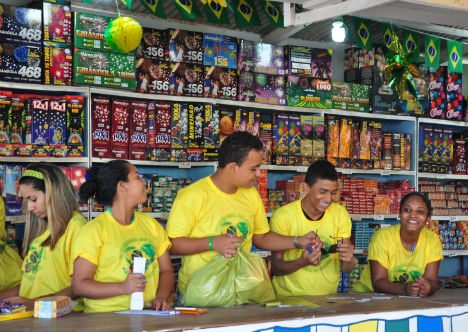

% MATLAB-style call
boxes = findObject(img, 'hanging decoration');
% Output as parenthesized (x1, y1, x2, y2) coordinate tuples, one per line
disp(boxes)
(424, 35, 440, 68)
(260, 0, 284, 28)
(105, 16, 143, 53)
(172, 0, 201, 20)
(140, 0, 166, 18)
(381, 23, 395, 49)
(384, 30, 422, 100)
(202, 0, 230, 24)
(402, 29, 420, 63)
(233, 0, 260, 27)
(342, 16, 354, 43)
(353, 17, 372, 50)
(447, 40, 463, 73)
(120, 0, 132, 10)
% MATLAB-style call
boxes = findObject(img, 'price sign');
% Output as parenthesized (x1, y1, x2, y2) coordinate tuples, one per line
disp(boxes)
(179, 162, 192, 169)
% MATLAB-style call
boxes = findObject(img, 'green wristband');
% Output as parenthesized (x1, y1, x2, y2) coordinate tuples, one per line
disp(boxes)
(209, 236, 214, 251)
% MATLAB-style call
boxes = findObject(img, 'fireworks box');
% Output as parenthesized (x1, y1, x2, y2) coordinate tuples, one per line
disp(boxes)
(136, 28, 168, 61)
(135, 58, 170, 94)
(43, 3, 72, 45)
(74, 12, 113, 52)
(255, 42, 285, 75)
(44, 46, 73, 85)
(344, 47, 359, 70)
(4, 164, 22, 215)
(332, 82, 370, 112)
(311, 48, 332, 79)
(0, 5, 42, 46)
(50, 144, 68, 158)
(245, 111, 260, 137)
(238, 39, 255, 72)
(219, 107, 235, 144)
(432, 128, 443, 172)
(0, 91, 12, 143)
(419, 126, 433, 172)
(361, 65, 398, 114)
(238, 71, 255, 102)
(300, 115, 313, 157)
(13, 143, 32, 157)
(66, 95, 85, 147)
(0, 43, 42, 84)
(397, 64, 430, 116)
(147, 147, 171, 161)
(260, 114, 272, 164)
(111, 99, 130, 156)
(285, 45, 312, 76)
(149, 101, 172, 150)
(446, 71, 463, 121)
(91, 95, 111, 157)
(129, 100, 148, 160)
(204, 66, 237, 100)
(169, 62, 203, 97)
(171, 103, 188, 149)
(233, 109, 245, 132)
(171, 148, 187, 161)
(286, 76, 332, 108)
(312, 115, 325, 158)
(273, 114, 289, 157)
(74, 48, 136, 89)
(253, 73, 286, 105)
(187, 148, 203, 161)
(203, 33, 237, 69)
(49, 98, 67, 145)
(32, 144, 50, 157)
(188, 103, 204, 149)
(10, 94, 26, 144)
(203, 104, 220, 150)
(288, 115, 301, 157)
(440, 129, 453, 172)
(168, 29, 203, 64)
(428, 66, 446, 119)
(30, 97, 49, 145)
(370, 121, 382, 163)
(0, 143, 13, 156)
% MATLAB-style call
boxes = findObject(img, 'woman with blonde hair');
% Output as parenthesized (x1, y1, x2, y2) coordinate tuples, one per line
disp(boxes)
(0, 162, 86, 309)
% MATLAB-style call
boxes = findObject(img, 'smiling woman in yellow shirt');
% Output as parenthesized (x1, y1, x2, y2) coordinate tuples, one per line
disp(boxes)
(0, 163, 86, 309)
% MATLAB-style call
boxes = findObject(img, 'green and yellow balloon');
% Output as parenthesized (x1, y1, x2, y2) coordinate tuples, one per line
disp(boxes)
(105, 16, 143, 53)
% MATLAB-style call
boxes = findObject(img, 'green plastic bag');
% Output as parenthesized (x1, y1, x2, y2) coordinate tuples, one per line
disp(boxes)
(184, 248, 275, 307)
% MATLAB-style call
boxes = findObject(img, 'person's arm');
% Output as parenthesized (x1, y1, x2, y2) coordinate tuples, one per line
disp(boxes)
(416, 260, 441, 297)
(253, 231, 321, 252)
(370, 260, 421, 296)
(337, 238, 356, 273)
(146, 251, 174, 311)
(72, 257, 145, 299)
(271, 248, 321, 276)
(0, 284, 20, 299)
(2, 285, 75, 311)
(170, 234, 243, 258)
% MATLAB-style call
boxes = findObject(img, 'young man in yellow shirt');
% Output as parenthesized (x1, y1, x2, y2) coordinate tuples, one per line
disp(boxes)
(166, 131, 321, 300)
(271, 160, 356, 297)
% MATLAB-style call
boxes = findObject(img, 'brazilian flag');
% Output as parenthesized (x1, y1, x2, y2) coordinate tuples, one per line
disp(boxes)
(425, 35, 440, 68)
(353, 17, 372, 50)
(233, 0, 260, 27)
(81, 0, 93, 3)
(447, 40, 463, 73)
(402, 29, 420, 63)
(172, 0, 201, 20)
(381, 23, 395, 49)
(140, 0, 166, 19)
(120, 0, 132, 10)
(204, 0, 230, 24)
(259, 0, 284, 28)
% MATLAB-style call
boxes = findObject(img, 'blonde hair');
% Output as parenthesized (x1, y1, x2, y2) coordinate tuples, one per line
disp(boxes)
(20, 163, 78, 257)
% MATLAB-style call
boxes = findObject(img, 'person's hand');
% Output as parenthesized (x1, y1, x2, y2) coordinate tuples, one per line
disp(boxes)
(337, 241, 355, 264)
(121, 273, 146, 295)
(415, 277, 431, 297)
(212, 234, 244, 258)
(146, 297, 171, 311)
(296, 231, 322, 251)
(299, 248, 322, 267)
(4, 296, 34, 311)
(405, 281, 421, 296)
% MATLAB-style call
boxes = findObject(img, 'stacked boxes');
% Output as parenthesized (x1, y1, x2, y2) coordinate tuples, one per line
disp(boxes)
(255, 169, 268, 213)
(352, 223, 378, 250)
(419, 180, 468, 216)
(418, 126, 453, 173)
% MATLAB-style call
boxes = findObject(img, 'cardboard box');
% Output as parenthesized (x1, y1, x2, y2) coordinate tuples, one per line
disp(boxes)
(428, 66, 447, 119)
(152, 101, 172, 149)
(129, 100, 148, 150)
(136, 59, 170, 94)
(274, 114, 289, 156)
(43, 3, 72, 45)
(44, 46, 73, 85)
(188, 103, 204, 149)
(111, 99, 130, 150)
(253, 73, 286, 105)
(168, 29, 203, 64)
(446, 70, 463, 120)
(289, 115, 301, 157)
(254, 42, 285, 75)
(49, 98, 67, 145)
(66, 95, 85, 147)
(31, 97, 50, 145)
(0, 92, 12, 143)
(0, 5, 42, 46)
(10, 94, 26, 144)
(74, 48, 135, 89)
(300, 115, 313, 157)
(260, 114, 272, 164)
(238, 71, 256, 102)
(287, 76, 332, 108)
(203, 104, 220, 149)
(312, 115, 325, 158)
(204, 66, 237, 100)
(169, 62, 203, 97)
(136, 28, 168, 61)
(74, 12, 113, 52)
(219, 107, 235, 144)
(311, 48, 332, 79)
(0, 43, 42, 84)
(203, 33, 237, 69)
(171, 103, 188, 149)
(286, 45, 312, 76)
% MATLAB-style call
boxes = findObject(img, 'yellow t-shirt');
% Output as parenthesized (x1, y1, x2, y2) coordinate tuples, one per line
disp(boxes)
(270, 200, 351, 297)
(166, 176, 269, 295)
(72, 211, 171, 313)
(0, 241, 22, 291)
(367, 224, 443, 284)
(19, 212, 86, 299)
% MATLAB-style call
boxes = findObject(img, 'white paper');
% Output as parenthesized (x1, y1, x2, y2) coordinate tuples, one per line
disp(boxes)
(130, 257, 146, 311)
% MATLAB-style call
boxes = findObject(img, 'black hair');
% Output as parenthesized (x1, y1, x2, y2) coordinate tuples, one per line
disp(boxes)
(305, 159, 338, 186)
(399, 192, 432, 217)
(218, 131, 263, 168)
(79, 160, 131, 206)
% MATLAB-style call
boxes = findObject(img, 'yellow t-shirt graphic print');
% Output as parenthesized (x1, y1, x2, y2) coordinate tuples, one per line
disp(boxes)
(19, 212, 86, 299)
(270, 200, 351, 297)
(368, 224, 443, 284)
(166, 176, 269, 295)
